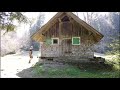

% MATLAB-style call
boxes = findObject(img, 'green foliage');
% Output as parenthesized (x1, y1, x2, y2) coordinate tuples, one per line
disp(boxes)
(9, 12, 28, 23)
(0, 23, 16, 33)
(105, 55, 120, 71)
(108, 39, 120, 55)
(106, 35, 120, 70)
(33, 63, 120, 78)
(105, 54, 120, 71)
(0, 12, 28, 32)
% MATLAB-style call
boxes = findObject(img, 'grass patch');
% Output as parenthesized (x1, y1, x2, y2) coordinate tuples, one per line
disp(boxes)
(105, 54, 120, 71)
(47, 66, 81, 78)
(33, 62, 120, 78)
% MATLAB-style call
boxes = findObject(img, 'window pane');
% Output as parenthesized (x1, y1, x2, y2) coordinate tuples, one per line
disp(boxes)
(53, 39, 58, 44)
(52, 38, 59, 45)
(72, 37, 80, 45)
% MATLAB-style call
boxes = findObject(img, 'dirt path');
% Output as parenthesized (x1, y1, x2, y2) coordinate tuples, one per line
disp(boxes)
(0, 51, 40, 78)
(0, 52, 105, 78)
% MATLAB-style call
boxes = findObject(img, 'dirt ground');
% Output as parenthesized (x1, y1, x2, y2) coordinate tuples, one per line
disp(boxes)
(0, 51, 105, 78)
(0, 51, 40, 78)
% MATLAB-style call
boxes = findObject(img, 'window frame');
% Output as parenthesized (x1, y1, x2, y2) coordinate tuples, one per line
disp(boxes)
(51, 38, 59, 45)
(72, 37, 80, 45)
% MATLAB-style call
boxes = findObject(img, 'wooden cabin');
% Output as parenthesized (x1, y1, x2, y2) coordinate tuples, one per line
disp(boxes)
(31, 12, 103, 61)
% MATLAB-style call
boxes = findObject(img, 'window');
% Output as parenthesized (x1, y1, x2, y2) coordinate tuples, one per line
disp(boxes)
(52, 38, 59, 45)
(45, 38, 52, 45)
(72, 37, 80, 45)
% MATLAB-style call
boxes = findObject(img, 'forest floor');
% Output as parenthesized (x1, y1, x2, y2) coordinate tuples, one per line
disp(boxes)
(0, 51, 119, 78)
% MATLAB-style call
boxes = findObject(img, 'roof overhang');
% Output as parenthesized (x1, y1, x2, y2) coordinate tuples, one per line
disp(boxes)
(31, 12, 104, 43)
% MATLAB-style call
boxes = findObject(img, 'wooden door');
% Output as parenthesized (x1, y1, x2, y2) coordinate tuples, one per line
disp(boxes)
(61, 39, 72, 56)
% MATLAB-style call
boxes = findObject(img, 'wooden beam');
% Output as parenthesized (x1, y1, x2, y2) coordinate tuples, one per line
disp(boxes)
(58, 18, 61, 22)
(59, 22, 62, 40)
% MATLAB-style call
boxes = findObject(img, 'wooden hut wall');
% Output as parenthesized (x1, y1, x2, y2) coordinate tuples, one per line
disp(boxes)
(41, 18, 94, 58)
(41, 21, 60, 57)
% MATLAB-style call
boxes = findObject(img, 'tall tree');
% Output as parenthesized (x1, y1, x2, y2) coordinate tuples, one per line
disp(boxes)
(82, 12, 95, 25)
(80, 12, 119, 53)
(29, 13, 45, 50)
(0, 12, 28, 33)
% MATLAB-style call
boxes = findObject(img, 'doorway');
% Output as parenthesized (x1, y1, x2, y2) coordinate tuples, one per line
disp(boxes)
(61, 38, 72, 56)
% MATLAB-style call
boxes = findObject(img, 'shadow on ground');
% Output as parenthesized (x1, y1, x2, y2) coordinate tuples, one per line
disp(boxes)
(16, 67, 37, 78)
(16, 60, 114, 78)
(16, 61, 67, 78)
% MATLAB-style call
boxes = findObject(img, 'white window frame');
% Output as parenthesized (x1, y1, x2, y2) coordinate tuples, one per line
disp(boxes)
(72, 37, 80, 45)
(51, 38, 59, 45)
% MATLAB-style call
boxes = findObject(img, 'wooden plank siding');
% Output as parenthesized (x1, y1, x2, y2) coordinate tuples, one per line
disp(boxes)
(41, 17, 94, 59)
